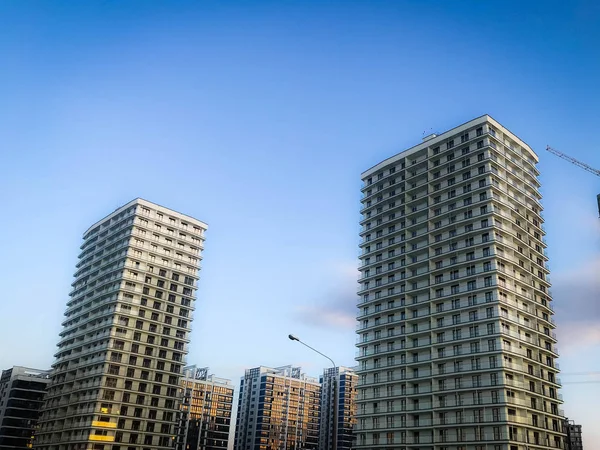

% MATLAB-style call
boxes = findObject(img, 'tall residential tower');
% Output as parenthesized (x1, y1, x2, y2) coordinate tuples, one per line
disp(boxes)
(356, 116, 564, 450)
(35, 199, 207, 450)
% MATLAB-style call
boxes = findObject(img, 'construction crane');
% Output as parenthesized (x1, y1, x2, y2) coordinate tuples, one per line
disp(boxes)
(545, 145, 600, 216)
(546, 146, 600, 177)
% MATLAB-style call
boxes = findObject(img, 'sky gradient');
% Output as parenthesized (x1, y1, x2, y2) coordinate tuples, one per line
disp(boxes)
(0, 0, 599, 446)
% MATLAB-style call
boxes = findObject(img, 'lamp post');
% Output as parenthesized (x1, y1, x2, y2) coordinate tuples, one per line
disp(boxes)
(288, 334, 338, 450)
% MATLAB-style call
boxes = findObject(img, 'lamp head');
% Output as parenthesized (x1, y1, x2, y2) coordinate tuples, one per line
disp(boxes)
(288, 334, 299, 341)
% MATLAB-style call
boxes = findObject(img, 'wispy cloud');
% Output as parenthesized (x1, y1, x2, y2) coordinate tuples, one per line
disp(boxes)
(295, 305, 357, 329)
(291, 248, 600, 353)
(294, 261, 358, 330)
(558, 322, 600, 352)
(552, 256, 600, 352)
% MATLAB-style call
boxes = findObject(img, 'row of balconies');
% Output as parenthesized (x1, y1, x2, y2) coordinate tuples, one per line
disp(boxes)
(358, 378, 562, 402)
(357, 303, 553, 338)
(356, 290, 556, 345)
(61, 296, 119, 330)
(358, 262, 501, 296)
(69, 265, 123, 302)
(359, 292, 553, 330)
(366, 185, 543, 253)
(361, 128, 496, 191)
(128, 239, 202, 266)
(357, 355, 543, 375)
(356, 324, 559, 366)
(357, 339, 501, 360)
(360, 167, 543, 246)
(360, 215, 496, 262)
(360, 251, 497, 284)
(357, 415, 562, 431)
(357, 394, 563, 418)
(357, 367, 562, 389)
(355, 432, 562, 448)
(122, 252, 200, 276)
(131, 221, 204, 246)
(360, 257, 498, 304)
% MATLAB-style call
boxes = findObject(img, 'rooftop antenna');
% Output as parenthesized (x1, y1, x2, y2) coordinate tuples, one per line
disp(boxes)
(422, 127, 438, 142)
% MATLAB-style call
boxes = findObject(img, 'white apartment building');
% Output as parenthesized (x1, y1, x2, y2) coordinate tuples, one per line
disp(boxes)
(356, 116, 565, 450)
(35, 198, 207, 450)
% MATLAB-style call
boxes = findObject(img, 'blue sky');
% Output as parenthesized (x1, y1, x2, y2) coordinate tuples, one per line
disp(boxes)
(1, 0, 599, 445)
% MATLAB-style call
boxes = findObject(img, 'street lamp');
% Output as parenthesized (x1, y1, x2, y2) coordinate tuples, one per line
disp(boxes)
(288, 334, 338, 450)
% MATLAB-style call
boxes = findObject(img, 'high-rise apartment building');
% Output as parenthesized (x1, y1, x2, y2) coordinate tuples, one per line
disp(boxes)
(319, 366, 357, 450)
(0, 366, 50, 449)
(356, 116, 565, 449)
(176, 366, 234, 450)
(35, 198, 207, 450)
(234, 366, 320, 450)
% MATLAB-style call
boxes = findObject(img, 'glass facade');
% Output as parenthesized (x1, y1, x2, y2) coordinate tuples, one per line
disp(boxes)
(176, 366, 234, 450)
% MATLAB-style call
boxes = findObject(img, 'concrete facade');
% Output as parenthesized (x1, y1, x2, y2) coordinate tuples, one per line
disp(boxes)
(35, 198, 207, 450)
(356, 116, 565, 449)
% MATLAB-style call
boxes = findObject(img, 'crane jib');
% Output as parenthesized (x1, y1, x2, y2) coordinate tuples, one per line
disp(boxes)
(546, 145, 600, 216)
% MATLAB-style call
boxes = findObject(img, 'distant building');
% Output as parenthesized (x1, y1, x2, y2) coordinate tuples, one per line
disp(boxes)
(176, 366, 234, 450)
(234, 366, 320, 450)
(0, 366, 51, 449)
(318, 366, 357, 450)
(564, 418, 584, 450)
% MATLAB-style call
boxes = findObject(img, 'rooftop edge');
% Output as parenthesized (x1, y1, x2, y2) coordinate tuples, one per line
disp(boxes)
(362, 114, 538, 179)
(83, 198, 208, 237)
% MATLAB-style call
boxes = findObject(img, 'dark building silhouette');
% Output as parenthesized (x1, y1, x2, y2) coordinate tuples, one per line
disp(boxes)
(0, 366, 50, 449)
(564, 418, 584, 450)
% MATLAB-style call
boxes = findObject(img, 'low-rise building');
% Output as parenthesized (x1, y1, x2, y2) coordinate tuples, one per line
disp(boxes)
(234, 366, 320, 450)
(319, 366, 357, 450)
(564, 418, 584, 450)
(176, 366, 234, 450)
(0, 366, 51, 449)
